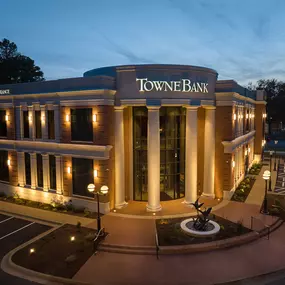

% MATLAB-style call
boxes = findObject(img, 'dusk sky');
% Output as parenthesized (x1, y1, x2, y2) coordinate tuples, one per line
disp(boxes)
(1, 0, 285, 85)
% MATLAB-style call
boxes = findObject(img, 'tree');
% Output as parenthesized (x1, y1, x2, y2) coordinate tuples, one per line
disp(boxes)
(248, 79, 285, 133)
(0, 38, 44, 84)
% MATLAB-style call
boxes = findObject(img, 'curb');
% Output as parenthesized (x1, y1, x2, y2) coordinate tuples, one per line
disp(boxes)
(1, 224, 91, 285)
(0, 210, 61, 227)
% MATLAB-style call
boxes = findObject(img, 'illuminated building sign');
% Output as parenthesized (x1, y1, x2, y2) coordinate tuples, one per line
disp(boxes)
(136, 78, 208, 93)
(0, 89, 10, 95)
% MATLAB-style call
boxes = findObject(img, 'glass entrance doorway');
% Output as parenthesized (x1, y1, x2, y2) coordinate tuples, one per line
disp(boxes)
(133, 106, 185, 201)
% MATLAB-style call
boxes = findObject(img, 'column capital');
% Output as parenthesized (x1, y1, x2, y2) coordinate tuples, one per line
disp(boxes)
(203, 106, 216, 110)
(184, 105, 199, 110)
(147, 106, 160, 111)
(114, 106, 125, 111)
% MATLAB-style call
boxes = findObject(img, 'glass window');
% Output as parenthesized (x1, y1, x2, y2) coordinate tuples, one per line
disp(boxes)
(71, 108, 93, 141)
(36, 153, 43, 187)
(35, 111, 42, 139)
(72, 157, 93, 197)
(133, 107, 148, 201)
(23, 111, 29, 138)
(48, 110, 55, 140)
(49, 155, 56, 190)
(0, 110, 7, 137)
(25, 153, 31, 186)
(0, 150, 9, 182)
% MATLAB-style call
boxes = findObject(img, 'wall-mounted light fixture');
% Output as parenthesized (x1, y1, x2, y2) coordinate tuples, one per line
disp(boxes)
(232, 160, 235, 168)
(41, 115, 45, 122)
(67, 166, 71, 174)
(249, 114, 252, 119)
(252, 114, 255, 118)
(233, 113, 237, 120)
(5, 114, 9, 122)
(248, 147, 251, 153)
(65, 114, 70, 122)
(241, 114, 244, 119)
(7, 159, 10, 166)
(93, 114, 97, 122)
(94, 169, 98, 178)
(245, 149, 248, 156)
(29, 115, 32, 122)
(238, 115, 241, 120)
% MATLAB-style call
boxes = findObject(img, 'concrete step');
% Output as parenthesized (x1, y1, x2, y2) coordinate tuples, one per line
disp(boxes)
(98, 243, 157, 255)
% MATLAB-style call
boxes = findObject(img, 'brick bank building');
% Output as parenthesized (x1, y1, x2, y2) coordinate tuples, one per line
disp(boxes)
(0, 64, 266, 213)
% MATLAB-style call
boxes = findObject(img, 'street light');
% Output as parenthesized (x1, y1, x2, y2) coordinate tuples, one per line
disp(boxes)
(269, 151, 273, 191)
(274, 140, 278, 171)
(262, 170, 271, 214)
(87, 183, 109, 235)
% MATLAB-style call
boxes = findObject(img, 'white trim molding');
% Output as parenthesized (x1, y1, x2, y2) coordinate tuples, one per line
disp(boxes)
(120, 99, 147, 106)
(0, 140, 113, 159)
(60, 99, 114, 107)
(222, 131, 256, 153)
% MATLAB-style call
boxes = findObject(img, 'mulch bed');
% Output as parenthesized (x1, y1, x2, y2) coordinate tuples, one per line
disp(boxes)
(231, 177, 256, 202)
(0, 195, 102, 219)
(156, 215, 251, 246)
(12, 224, 106, 278)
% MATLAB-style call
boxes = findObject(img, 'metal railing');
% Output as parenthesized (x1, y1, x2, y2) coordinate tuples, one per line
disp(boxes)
(155, 227, 159, 260)
(93, 227, 106, 253)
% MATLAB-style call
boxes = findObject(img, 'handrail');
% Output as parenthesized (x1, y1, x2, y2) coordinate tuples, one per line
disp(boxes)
(93, 227, 105, 253)
(155, 226, 159, 260)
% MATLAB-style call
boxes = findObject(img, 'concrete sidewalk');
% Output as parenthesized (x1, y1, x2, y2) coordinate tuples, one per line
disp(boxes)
(246, 162, 279, 206)
(74, 223, 285, 285)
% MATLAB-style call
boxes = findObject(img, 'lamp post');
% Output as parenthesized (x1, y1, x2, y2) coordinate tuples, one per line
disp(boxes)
(262, 170, 271, 214)
(269, 151, 273, 191)
(87, 184, 109, 235)
(274, 140, 278, 171)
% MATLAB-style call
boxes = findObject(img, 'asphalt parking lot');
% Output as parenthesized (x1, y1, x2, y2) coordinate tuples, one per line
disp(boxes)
(0, 213, 52, 285)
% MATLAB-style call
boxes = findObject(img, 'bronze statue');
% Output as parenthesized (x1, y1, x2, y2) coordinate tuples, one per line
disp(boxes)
(191, 198, 212, 231)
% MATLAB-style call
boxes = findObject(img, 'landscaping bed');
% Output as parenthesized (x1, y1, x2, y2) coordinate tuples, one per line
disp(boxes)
(12, 224, 106, 278)
(248, 163, 262, 175)
(0, 192, 100, 219)
(267, 194, 285, 219)
(156, 215, 251, 246)
(231, 176, 256, 202)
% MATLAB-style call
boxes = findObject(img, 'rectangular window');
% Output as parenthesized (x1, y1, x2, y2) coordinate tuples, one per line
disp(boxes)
(72, 157, 93, 197)
(0, 150, 9, 182)
(23, 111, 29, 138)
(36, 153, 43, 188)
(48, 110, 55, 139)
(0, 110, 7, 137)
(71, 108, 93, 141)
(35, 111, 42, 139)
(25, 153, 31, 186)
(49, 155, 56, 190)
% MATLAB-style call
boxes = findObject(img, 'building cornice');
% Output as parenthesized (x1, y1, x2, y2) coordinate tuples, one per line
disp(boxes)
(60, 99, 114, 107)
(222, 131, 256, 153)
(216, 92, 264, 105)
(0, 140, 113, 159)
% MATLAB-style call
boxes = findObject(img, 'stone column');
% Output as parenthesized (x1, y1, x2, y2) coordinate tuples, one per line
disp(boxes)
(28, 106, 35, 140)
(42, 154, 50, 191)
(41, 106, 48, 141)
(184, 106, 198, 204)
(147, 106, 161, 212)
(54, 105, 60, 142)
(202, 107, 216, 198)
(55, 155, 63, 194)
(114, 107, 127, 208)
(30, 153, 37, 189)
(17, 152, 25, 186)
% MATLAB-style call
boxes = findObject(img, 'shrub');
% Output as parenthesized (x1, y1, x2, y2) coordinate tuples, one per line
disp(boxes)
(14, 198, 26, 205)
(72, 206, 85, 213)
(84, 209, 91, 217)
(76, 221, 82, 232)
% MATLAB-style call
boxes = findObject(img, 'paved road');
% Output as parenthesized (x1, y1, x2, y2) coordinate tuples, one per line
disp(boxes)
(0, 213, 51, 285)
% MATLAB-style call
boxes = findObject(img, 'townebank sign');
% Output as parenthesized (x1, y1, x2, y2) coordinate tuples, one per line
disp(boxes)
(136, 78, 209, 93)
(0, 89, 10, 95)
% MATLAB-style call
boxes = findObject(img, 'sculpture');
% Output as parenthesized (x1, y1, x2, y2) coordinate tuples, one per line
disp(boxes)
(191, 198, 212, 231)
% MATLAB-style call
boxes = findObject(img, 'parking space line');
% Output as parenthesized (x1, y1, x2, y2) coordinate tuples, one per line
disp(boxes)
(0, 216, 13, 224)
(0, 222, 35, 241)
